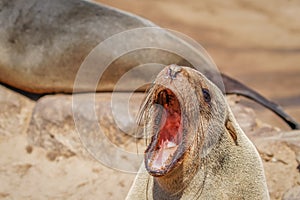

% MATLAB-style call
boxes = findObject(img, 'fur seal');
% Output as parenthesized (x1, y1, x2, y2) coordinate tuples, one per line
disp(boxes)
(0, 0, 298, 129)
(126, 65, 270, 199)
(1, 0, 200, 94)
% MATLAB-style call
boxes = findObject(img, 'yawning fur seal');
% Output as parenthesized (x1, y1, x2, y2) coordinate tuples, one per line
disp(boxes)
(126, 65, 270, 199)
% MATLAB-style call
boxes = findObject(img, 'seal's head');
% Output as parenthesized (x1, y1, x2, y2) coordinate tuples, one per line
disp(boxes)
(138, 65, 227, 177)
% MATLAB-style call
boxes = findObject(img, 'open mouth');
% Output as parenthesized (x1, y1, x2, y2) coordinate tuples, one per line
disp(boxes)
(145, 88, 184, 176)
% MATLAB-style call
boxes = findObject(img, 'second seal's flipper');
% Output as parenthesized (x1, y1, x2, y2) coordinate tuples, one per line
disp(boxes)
(221, 73, 300, 130)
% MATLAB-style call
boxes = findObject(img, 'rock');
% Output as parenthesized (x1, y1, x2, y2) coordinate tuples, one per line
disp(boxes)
(254, 130, 300, 200)
(27, 94, 80, 160)
(0, 84, 34, 136)
(283, 185, 300, 200)
(279, 131, 300, 165)
(1, 91, 148, 200)
(227, 95, 258, 133)
(27, 92, 146, 172)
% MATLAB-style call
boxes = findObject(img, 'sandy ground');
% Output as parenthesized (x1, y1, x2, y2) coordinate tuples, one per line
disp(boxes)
(95, 0, 300, 130)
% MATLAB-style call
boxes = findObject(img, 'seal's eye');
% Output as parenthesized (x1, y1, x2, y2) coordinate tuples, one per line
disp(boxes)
(202, 88, 211, 103)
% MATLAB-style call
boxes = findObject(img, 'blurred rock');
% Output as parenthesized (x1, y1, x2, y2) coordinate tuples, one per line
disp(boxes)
(1, 91, 147, 200)
(254, 131, 300, 200)
(283, 185, 300, 200)
(27, 94, 80, 160)
(279, 131, 300, 165)
(0, 85, 34, 136)
(227, 95, 258, 133)
(27, 93, 145, 168)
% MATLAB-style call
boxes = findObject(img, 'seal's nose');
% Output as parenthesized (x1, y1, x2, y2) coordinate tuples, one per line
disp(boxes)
(167, 64, 182, 79)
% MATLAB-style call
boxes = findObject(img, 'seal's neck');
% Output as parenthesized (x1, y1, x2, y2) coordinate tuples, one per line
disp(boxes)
(152, 146, 202, 198)
(153, 164, 184, 196)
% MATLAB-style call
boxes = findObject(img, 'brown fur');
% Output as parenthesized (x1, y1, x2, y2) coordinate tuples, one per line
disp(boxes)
(126, 65, 269, 200)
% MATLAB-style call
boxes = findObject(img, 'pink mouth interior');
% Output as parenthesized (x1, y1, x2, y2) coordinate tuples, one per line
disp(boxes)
(151, 89, 182, 170)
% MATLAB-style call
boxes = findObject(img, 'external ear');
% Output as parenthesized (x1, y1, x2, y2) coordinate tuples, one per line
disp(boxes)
(225, 116, 238, 145)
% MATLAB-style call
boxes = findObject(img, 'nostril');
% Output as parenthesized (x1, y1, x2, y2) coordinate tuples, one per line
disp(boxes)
(168, 64, 182, 79)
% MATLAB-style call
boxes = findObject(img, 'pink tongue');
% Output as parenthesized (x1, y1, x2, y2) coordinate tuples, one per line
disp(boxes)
(159, 105, 181, 144)
(151, 102, 181, 170)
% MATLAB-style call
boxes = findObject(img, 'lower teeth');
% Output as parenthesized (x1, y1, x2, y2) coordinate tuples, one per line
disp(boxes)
(166, 141, 177, 148)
